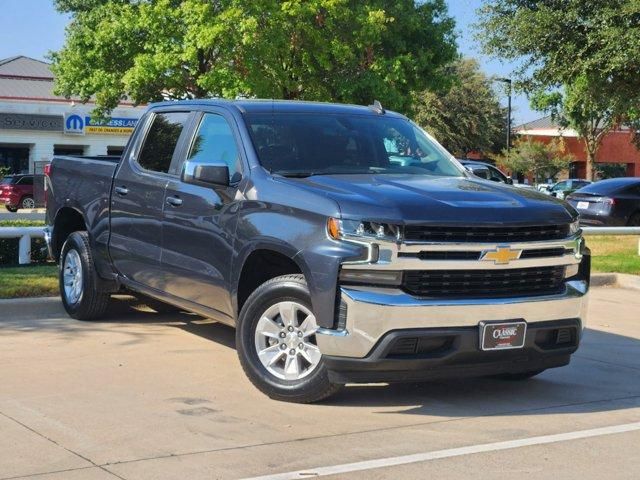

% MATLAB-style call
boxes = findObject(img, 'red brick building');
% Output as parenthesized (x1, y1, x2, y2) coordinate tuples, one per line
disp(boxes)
(514, 116, 640, 178)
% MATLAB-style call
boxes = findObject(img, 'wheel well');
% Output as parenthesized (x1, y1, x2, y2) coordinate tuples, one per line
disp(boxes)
(237, 249, 302, 314)
(53, 208, 86, 260)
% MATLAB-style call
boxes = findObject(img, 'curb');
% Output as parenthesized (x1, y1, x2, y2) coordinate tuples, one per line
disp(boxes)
(0, 296, 64, 319)
(591, 273, 640, 291)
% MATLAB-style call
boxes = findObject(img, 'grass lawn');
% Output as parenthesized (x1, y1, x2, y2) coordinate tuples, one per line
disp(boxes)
(0, 219, 45, 227)
(0, 265, 58, 299)
(586, 235, 640, 275)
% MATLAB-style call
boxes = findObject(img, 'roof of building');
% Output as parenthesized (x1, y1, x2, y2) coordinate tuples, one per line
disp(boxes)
(0, 56, 54, 79)
(514, 116, 556, 131)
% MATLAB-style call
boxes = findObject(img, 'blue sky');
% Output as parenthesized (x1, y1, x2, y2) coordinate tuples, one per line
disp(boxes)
(0, 0, 538, 124)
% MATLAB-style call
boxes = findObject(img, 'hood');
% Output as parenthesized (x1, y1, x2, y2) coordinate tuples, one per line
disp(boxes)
(276, 174, 576, 225)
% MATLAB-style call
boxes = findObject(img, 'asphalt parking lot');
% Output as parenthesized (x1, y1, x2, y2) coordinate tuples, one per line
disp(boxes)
(1, 287, 639, 480)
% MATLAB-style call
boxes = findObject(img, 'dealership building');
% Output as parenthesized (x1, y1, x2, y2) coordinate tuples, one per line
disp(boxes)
(0, 56, 146, 175)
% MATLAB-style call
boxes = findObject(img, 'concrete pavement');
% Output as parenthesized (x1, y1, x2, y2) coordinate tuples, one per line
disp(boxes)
(0, 287, 638, 480)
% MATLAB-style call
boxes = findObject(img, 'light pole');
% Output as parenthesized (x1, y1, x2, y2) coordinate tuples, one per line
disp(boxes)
(495, 77, 512, 158)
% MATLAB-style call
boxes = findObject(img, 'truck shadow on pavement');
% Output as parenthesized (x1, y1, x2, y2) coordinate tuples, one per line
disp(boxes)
(98, 297, 640, 417)
(5, 296, 639, 418)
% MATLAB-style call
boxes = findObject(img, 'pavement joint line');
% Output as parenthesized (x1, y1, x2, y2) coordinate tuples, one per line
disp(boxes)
(95, 393, 640, 468)
(0, 410, 127, 480)
(239, 421, 640, 480)
(2, 394, 639, 479)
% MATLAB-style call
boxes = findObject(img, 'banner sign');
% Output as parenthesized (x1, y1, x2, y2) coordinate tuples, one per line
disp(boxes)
(64, 113, 139, 136)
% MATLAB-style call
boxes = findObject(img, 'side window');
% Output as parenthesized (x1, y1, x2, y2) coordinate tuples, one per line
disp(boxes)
(137, 112, 189, 174)
(488, 166, 507, 183)
(187, 113, 242, 182)
(553, 181, 567, 191)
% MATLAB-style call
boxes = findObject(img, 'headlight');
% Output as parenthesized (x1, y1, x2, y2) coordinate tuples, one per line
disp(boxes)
(327, 218, 401, 242)
(569, 220, 580, 235)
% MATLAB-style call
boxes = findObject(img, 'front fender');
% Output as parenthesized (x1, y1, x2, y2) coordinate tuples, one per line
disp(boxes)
(231, 202, 362, 328)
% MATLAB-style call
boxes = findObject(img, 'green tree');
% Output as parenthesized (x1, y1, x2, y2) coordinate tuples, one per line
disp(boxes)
(476, 0, 640, 180)
(51, 0, 457, 117)
(495, 137, 573, 183)
(412, 57, 506, 156)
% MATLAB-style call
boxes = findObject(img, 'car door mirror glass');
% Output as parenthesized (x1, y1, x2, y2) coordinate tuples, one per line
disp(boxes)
(181, 160, 230, 187)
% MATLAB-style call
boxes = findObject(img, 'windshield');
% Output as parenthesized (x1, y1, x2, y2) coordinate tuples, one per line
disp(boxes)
(244, 113, 464, 178)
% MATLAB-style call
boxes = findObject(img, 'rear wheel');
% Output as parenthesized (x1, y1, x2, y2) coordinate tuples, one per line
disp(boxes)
(236, 274, 341, 403)
(59, 231, 110, 320)
(20, 195, 35, 210)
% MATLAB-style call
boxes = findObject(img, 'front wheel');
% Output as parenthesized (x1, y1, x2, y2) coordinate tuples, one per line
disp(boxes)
(5, 205, 17, 212)
(236, 274, 341, 403)
(59, 231, 110, 320)
(20, 195, 35, 210)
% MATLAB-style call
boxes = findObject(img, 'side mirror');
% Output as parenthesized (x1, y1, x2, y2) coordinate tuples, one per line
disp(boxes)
(506, 176, 514, 185)
(181, 160, 229, 187)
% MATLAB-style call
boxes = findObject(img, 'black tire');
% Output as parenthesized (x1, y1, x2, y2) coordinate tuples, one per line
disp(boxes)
(5, 205, 17, 212)
(493, 370, 545, 381)
(59, 231, 110, 320)
(627, 212, 640, 226)
(20, 195, 35, 210)
(236, 274, 342, 403)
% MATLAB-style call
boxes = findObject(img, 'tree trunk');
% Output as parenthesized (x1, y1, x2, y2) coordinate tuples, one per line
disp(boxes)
(585, 149, 594, 180)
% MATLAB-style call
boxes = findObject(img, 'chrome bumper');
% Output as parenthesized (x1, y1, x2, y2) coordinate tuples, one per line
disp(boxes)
(316, 280, 589, 358)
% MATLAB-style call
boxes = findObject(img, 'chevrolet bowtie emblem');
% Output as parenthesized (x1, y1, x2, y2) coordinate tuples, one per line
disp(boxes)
(481, 247, 522, 265)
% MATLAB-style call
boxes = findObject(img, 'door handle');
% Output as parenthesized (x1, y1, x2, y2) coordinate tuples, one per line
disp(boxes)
(166, 196, 183, 207)
(115, 186, 129, 196)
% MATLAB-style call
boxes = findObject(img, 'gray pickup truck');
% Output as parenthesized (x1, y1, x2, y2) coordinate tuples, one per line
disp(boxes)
(45, 100, 589, 403)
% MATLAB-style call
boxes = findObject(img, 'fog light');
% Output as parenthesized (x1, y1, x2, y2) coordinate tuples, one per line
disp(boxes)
(565, 264, 580, 278)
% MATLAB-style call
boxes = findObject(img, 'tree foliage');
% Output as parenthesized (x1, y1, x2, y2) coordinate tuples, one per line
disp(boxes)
(476, 0, 640, 179)
(412, 57, 506, 156)
(51, 0, 457, 117)
(495, 137, 573, 183)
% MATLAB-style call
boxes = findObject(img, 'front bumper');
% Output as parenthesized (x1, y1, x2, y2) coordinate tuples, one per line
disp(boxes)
(316, 281, 588, 383)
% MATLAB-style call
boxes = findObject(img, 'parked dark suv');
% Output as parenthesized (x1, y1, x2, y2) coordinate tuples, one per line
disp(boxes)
(0, 174, 36, 212)
(567, 177, 640, 226)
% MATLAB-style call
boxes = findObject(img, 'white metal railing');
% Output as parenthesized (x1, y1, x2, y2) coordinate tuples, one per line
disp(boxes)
(582, 226, 640, 256)
(0, 227, 46, 264)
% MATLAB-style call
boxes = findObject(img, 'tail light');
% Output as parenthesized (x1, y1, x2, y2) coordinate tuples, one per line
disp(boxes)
(43, 163, 52, 177)
(602, 197, 616, 207)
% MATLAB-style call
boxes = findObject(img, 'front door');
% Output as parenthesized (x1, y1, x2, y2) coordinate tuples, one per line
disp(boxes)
(109, 111, 191, 290)
(161, 111, 244, 317)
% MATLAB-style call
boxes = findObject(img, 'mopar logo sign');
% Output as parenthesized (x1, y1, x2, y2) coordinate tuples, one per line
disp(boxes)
(64, 113, 85, 135)
(63, 112, 139, 136)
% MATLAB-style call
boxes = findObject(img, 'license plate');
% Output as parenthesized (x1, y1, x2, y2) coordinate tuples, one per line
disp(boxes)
(480, 321, 527, 351)
(576, 201, 589, 209)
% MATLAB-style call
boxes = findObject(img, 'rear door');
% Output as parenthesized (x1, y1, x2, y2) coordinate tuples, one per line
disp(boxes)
(109, 110, 192, 289)
(160, 109, 245, 316)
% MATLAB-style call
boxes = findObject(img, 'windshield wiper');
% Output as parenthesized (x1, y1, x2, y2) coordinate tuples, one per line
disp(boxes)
(275, 171, 327, 178)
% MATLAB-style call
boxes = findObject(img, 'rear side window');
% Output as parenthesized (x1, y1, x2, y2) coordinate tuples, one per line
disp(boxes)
(137, 112, 189, 174)
(18, 176, 33, 186)
(187, 113, 242, 181)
